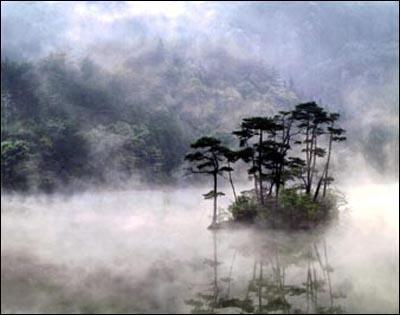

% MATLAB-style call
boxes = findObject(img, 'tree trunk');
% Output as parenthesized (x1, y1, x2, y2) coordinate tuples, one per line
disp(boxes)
(268, 181, 274, 196)
(252, 158, 259, 202)
(227, 161, 237, 202)
(212, 172, 218, 226)
(276, 120, 291, 198)
(277, 117, 285, 198)
(307, 127, 316, 194)
(323, 131, 333, 197)
(305, 121, 311, 194)
(276, 182, 280, 199)
(258, 130, 264, 204)
(314, 126, 334, 201)
(310, 132, 318, 190)
(254, 174, 259, 200)
(313, 167, 326, 201)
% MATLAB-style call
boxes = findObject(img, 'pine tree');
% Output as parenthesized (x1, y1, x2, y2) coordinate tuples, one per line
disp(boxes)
(185, 137, 231, 228)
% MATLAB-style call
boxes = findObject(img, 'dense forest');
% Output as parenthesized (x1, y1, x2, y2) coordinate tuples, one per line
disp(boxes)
(1, 46, 299, 192)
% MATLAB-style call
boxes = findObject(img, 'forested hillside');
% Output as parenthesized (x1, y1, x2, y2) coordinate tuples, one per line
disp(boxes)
(1, 44, 298, 191)
(1, 1, 398, 192)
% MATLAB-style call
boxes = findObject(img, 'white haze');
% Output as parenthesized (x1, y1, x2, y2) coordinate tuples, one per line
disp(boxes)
(1, 1, 399, 314)
(1, 178, 399, 313)
(2, 1, 398, 177)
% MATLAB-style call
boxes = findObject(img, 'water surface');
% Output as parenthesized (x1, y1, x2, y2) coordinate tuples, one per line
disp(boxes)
(1, 183, 398, 313)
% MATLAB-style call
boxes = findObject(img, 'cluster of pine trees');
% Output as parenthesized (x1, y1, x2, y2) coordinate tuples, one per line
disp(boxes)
(185, 102, 346, 228)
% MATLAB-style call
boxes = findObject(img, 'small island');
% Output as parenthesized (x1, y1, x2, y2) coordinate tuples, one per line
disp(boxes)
(185, 101, 346, 230)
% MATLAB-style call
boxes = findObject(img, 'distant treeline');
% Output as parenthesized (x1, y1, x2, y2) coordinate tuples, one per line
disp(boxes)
(0, 56, 188, 191)
(1, 48, 298, 192)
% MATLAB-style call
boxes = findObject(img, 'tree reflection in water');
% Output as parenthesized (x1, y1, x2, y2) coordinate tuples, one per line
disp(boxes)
(185, 230, 346, 314)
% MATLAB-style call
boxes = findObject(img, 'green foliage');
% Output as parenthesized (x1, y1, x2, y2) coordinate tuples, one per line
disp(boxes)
(185, 137, 227, 177)
(218, 298, 254, 313)
(2, 46, 346, 193)
(3, 42, 297, 192)
(1, 139, 30, 190)
(188, 100, 345, 228)
(185, 136, 236, 225)
(228, 195, 258, 222)
(264, 296, 291, 312)
(280, 188, 320, 221)
(203, 190, 225, 200)
(37, 120, 90, 189)
(1, 56, 191, 190)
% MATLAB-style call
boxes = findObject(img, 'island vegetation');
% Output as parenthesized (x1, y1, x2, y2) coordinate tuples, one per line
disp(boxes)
(185, 101, 346, 229)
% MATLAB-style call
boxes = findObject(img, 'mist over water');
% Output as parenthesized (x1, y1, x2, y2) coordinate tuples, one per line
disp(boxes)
(1, 1, 399, 314)
(1, 180, 398, 313)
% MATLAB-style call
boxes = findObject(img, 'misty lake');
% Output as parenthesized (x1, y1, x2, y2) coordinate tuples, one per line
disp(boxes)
(1, 1, 398, 314)
(1, 183, 398, 314)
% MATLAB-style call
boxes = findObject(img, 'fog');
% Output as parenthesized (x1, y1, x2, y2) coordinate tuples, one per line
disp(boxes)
(1, 1, 399, 314)
(1, 179, 398, 313)
(1, 1, 398, 184)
